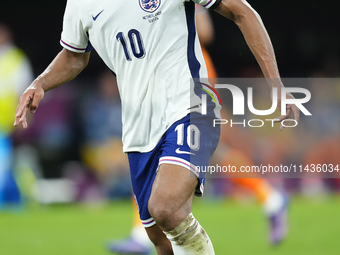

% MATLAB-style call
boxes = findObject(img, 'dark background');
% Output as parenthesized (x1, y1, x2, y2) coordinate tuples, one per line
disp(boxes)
(1, 0, 340, 78)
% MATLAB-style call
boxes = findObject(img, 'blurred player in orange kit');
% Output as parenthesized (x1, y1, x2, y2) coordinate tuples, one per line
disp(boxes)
(107, 5, 288, 254)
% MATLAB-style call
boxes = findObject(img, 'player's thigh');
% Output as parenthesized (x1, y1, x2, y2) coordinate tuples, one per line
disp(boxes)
(148, 163, 197, 227)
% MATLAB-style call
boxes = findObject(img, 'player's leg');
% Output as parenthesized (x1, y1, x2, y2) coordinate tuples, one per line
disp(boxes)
(219, 147, 288, 244)
(107, 197, 153, 254)
(231, 177, 284, 212)
(128, 111, 220, 254)
(146, 111, 219, 254)
(232, 177, 288, 244)
(148, 163, 196, 230)
(148, 163, 214, 255)
(128, 144, 174, 255)
(130, 200, 153, 249)
(145, 224, 173, 255)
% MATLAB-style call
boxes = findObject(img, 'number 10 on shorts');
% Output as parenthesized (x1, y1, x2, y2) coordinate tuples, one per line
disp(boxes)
(175, 123, 200, 151)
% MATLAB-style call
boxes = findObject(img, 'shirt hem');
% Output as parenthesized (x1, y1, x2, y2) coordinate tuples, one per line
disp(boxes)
(123, 110, 190, 153)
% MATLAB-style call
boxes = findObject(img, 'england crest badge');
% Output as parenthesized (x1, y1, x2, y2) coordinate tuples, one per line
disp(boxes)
(139, 0, 161, 13)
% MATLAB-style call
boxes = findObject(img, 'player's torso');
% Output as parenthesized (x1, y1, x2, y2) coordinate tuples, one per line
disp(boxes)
(75, 0, 207, 152)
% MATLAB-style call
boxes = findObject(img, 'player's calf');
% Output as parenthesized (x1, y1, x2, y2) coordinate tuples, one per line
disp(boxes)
(148, 203, 215, 255)
(145, 225, 173, 255)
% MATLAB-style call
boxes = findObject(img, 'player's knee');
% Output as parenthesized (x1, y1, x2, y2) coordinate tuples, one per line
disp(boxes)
(148, 196, 177, 231)
(148, 198, 171, 228)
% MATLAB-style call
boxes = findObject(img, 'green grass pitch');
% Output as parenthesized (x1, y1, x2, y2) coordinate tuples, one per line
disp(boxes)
(1, 196, 340, 255)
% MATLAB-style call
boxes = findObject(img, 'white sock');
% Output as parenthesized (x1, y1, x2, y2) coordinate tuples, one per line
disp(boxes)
(131, 225, 153, 247)
(164, 213, 215, 255)
(263, 190, 284, 216)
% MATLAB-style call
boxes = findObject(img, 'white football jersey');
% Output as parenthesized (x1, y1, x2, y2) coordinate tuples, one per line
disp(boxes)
(61, 0, 221, 152)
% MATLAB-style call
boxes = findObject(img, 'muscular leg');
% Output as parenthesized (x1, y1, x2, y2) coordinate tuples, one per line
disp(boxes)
(149, 164, 196, 231)
(147, 164, 214, 254)
(146, 164, 196, 254)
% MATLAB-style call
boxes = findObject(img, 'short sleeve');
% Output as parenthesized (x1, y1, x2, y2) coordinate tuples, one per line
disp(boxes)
(60, 0, 91, 53)
(189, 0, 222, 10)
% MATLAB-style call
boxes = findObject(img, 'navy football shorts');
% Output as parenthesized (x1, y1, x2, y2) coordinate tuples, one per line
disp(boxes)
(128, 112, 220, 228)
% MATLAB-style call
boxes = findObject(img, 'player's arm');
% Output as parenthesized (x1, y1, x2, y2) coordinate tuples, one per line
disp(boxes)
(214, 0, 300, 128)
(196, 5, 215, 46)
(215, 0, 279, 78)
(14, 48, 90, 129)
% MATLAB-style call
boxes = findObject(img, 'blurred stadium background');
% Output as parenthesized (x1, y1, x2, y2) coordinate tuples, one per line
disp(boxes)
(1, 0, 340, 254)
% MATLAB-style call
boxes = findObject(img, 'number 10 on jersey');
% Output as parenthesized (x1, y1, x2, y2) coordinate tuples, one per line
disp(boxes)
(116, 29, 146, 61)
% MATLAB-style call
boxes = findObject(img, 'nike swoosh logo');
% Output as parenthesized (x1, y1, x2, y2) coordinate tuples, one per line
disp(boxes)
(175, 148, 196, 155)
(92, 10, 104, 21)
(187, 105, 199, 110)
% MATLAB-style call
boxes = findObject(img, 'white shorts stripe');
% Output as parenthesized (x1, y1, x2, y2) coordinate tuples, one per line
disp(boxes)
(159, 156, 199, 177)
(141, 217, 156, 228)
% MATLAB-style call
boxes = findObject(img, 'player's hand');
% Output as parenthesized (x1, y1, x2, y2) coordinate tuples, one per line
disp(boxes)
(14, 82, 45, 129)
(271, 86, 300, 131)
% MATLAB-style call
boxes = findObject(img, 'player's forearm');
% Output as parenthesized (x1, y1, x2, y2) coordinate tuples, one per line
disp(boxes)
(35, 49, 90, 92)
(216, 0, 281, 82)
